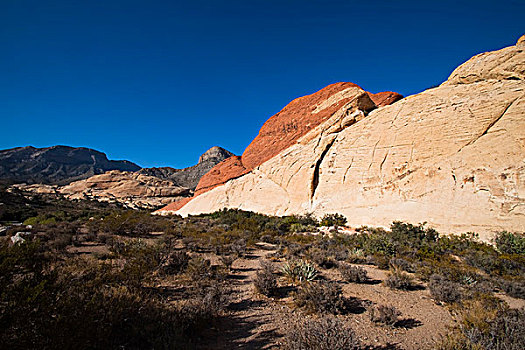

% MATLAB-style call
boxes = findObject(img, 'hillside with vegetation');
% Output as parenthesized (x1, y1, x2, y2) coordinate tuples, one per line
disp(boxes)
(1, 187, 524, 349)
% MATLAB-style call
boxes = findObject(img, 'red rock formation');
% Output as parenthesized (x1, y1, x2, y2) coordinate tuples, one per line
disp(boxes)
(157, 197, 193, 212)
(367, 91, 403, 107)
(194, 156, 249, 195)
(241, 82, 365, 170)
(156, 82, 403, 214)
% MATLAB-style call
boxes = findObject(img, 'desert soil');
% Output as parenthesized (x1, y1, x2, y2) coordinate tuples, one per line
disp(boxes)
(195, 243, 456, 350)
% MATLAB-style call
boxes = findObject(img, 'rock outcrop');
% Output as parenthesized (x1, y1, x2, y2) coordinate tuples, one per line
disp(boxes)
(192, 83, 398, 197)
(367, 91, 404, 107)
(15, 170, 191, 209)
(0, 146, 141, 185)
(159, 37, 525, 240)
(10, 146, 235, 209)
(138, 146, 234, 190)
(13, 147, 232, 209)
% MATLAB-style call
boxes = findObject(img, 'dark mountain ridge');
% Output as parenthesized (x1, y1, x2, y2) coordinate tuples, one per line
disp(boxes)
(0, 145, 141, 185)
(0, 145, 235, 190)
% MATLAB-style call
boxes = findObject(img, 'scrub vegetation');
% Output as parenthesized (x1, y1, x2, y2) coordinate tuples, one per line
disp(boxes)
(1, 187, 524, 349)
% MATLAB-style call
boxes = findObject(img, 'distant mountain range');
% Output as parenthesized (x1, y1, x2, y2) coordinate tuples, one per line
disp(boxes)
(0, 146, 140, 185)
(0, 145, 233, 188)
(1, 145, 234, 209)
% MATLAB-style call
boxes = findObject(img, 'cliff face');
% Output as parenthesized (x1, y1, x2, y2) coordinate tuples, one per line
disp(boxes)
(160, 37, 525, 240)
(0, 146, 140, 185)
(188, 83, 399, 199)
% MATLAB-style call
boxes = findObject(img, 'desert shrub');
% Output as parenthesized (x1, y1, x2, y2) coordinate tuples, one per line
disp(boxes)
(230, 238, 247, 257)
(429, 274, 462, 304)
(283, 315, 362, 350)
(438, 301, 525, 350)
(178, 284, 228, 335)
(282, 260, 318, 284)
(306, 247, 337, 269)
(283, 243, 307, 259)
(385, 266, 417, 290)
(187, 256, 213, 280)
(389, 257, 415, 272)
(162, 250, 190, 275)
(464, 249, 499, 274)
(294, 281, 345, 314)
(347, 248, 367, 264)
(369, 304, 401, 326)
(254, 260, 278, 297)
(498, 278, 525, 299)
(48, 233, 73, 252)
(0, 240, 224, 349)
(320, 213, 347, 227)
(494, 231, 525, 255)
(339, 264, 369, 283)
(219, 254, 237, 271)
(366, 254, 390, 269)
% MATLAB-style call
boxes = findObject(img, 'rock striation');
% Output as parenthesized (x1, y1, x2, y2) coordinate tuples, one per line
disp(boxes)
(159, 82, 401, 213)
(10, 146, 235, 209)
(159, 37, 525, 240)
(189, 83, 398, 199)
(0, 146, 140, 185)
(14, 170, 191, 210)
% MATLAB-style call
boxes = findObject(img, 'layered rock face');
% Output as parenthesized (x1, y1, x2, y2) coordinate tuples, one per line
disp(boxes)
(138, 146, 233, 190)
(161, 37, 525, 240)
(15, 171, 191, 209)
(0, 146, 140, 185)
(9, 146, 234, 209)
(189, 83, 392, 198)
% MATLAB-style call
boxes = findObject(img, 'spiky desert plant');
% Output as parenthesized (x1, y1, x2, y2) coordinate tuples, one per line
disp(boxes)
(282, 260, 318, 284)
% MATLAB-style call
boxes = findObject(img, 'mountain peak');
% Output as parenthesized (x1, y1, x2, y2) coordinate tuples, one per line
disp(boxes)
(198, 146, 234, 164)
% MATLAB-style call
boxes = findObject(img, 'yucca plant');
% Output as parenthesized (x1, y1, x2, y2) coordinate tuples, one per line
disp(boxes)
(282, 260, 318, 284)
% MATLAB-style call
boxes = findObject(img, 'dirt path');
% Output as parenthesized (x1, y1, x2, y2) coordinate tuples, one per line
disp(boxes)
(196, 242, 457, 350)
(198, 243, 287, 349)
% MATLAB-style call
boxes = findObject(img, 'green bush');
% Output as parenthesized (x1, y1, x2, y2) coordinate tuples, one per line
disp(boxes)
(390, 221, 438, 245)
(320, 213, 347, 227)
(495, 231, 525, 255)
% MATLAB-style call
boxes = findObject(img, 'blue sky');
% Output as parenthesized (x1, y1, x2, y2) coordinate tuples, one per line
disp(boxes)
(1, 0, 523, 168)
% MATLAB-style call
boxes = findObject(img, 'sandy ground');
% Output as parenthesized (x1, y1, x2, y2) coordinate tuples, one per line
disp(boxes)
(194, 243, 455, 350)
(69, 240, 524, 349)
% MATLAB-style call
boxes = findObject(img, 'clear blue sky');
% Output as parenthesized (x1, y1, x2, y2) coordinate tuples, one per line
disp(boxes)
(1, 0, 523, 168)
